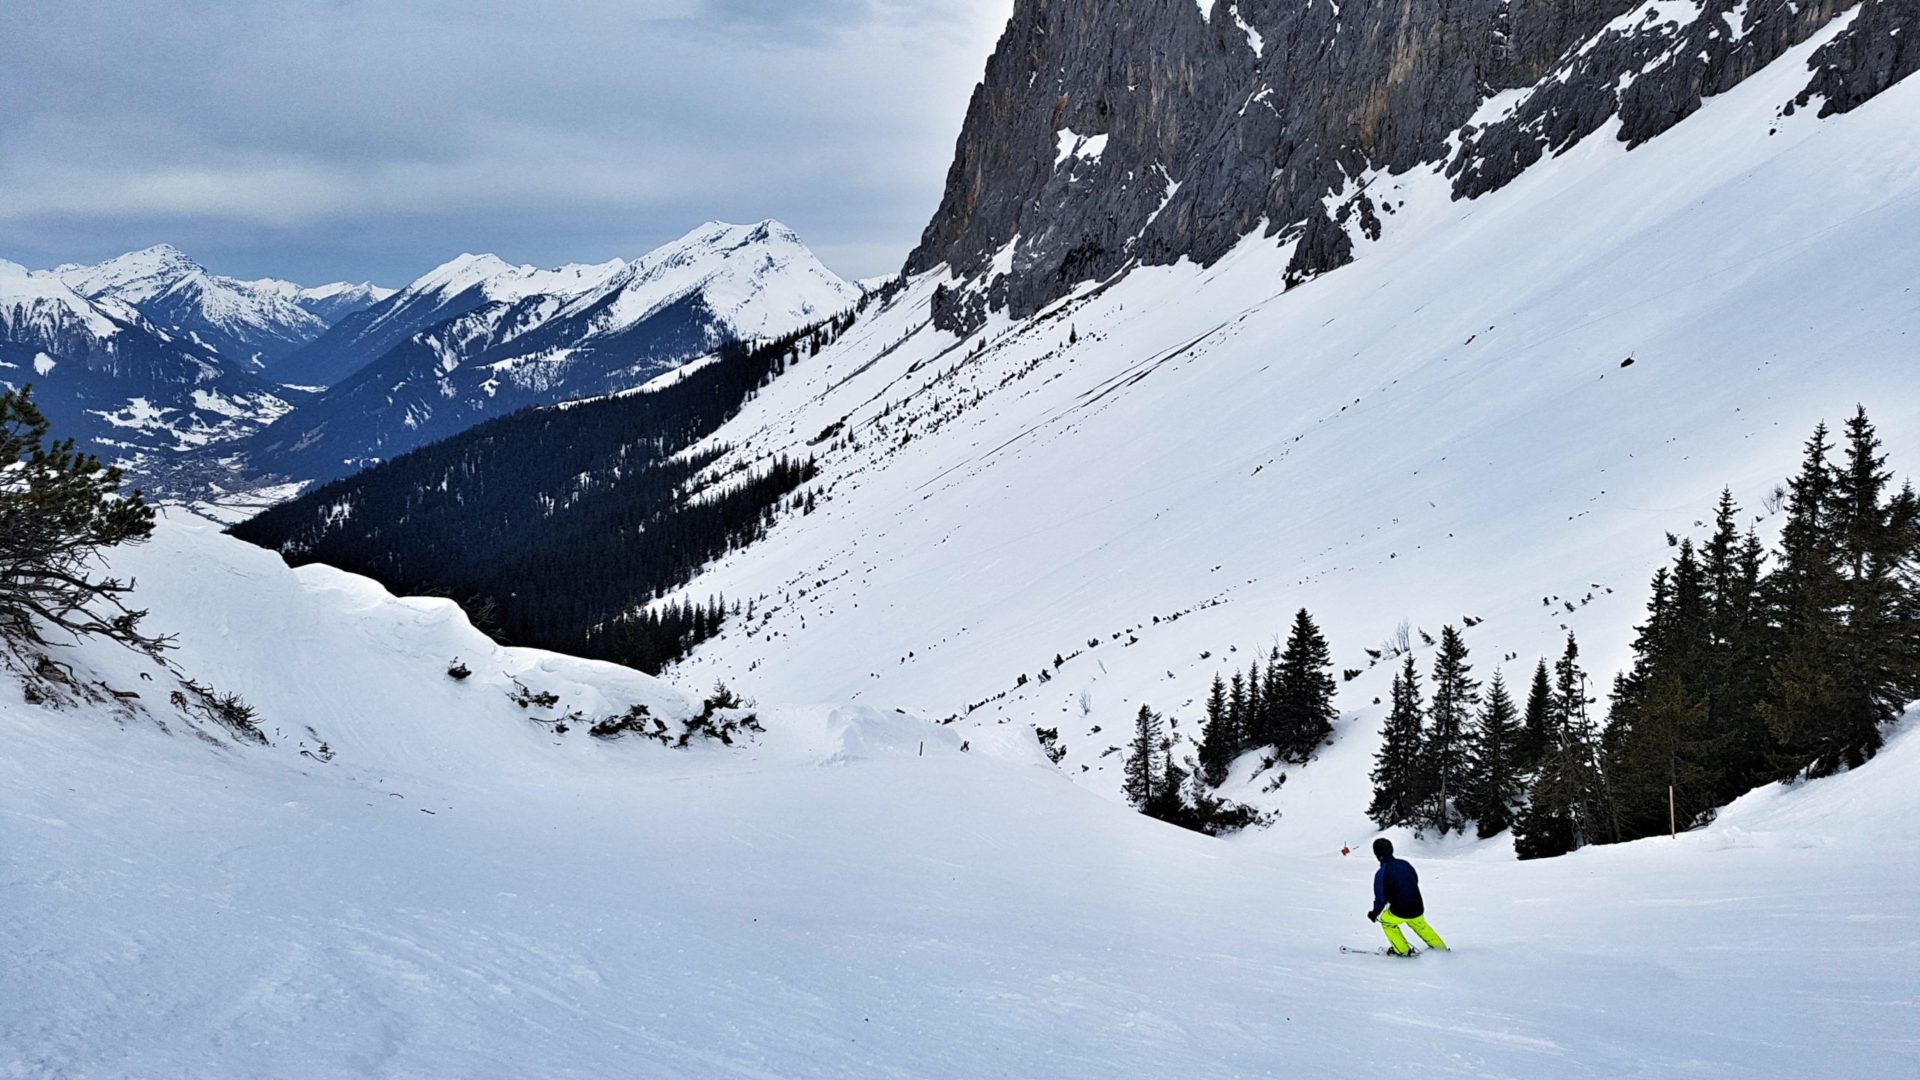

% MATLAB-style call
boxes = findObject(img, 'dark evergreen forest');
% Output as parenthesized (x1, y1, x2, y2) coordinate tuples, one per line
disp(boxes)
(230, 313, 860, 673)
(1365, 409, 1920, 858)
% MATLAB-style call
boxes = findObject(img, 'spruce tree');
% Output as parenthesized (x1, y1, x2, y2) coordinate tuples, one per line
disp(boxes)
(1197, 675, 1236, 787)
(1227, 670, 1248, 750)
(1463, 671, 1524, 838)
(1556, 633, 1615, 846)
(1761, 422, 1848, 779)
(1260, 646, 1286, 751)
(1891, 482, 1920, 709)
(1515, 635, 1607, 857)
(1521, 659, 1553, 772)
(1123, 705, 1164, 810)
(1367, 654, 1424, 829)
(1147, 740, 1191, 822)
(1701, 494, 1771, 780)
(1272, 609, 1337, 762)
(1719, 526, 1774, 796)
(1820, 408, 1910, 773)
(1244, 658, 1267, 747)
(1602, 539, 1727, 842)
(1605, 670, 1715, 839)
(1422, 625, 1479, 834)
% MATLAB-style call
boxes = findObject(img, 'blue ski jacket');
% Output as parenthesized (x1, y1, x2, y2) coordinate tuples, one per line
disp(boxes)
(1371, 857, 1425, 919)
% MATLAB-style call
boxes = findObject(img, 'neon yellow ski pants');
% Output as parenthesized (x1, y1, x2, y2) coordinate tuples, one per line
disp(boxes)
(1380, 910, 1447, 955)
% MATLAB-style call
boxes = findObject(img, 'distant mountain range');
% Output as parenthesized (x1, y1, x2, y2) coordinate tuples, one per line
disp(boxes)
(238, 220, 858, 484)
(2, 222, 857, 486)
(56, 244, 392, 369)
(0, 257, 296, 457)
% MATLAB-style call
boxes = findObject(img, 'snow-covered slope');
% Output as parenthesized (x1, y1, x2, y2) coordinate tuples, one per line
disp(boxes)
(641, 18, 1920, 833)
(239, 220, 858, 484)
(0, 257, 293, 459)
(2, 517, 1914, 1076)
(57, 245, 338, 367)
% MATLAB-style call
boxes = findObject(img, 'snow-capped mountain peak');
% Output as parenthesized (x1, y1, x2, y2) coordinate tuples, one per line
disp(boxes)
(0, 254, 293, 462)
(559, 219, 857, 344)
(407, 252, 522, 298)
(293, 280, 396, 305)
(46, 245, 390, 368)
(0, 258, 126, 339)
(401, 253, 627, 307)
(55, 243, 204, 304)
(240, 221, 858, 483)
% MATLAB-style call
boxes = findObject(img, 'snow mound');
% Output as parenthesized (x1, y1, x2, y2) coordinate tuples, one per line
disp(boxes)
(1702, 716, 1920, 845)
(76, 513, 699, 776)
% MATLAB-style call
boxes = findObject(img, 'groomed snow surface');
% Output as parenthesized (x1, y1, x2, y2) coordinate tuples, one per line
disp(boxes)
(2, 518, 1916, 1078)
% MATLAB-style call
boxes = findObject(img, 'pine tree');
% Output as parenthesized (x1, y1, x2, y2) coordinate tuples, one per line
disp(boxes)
(1272, 609, 1338, 762)
(1422, 625, 1479, 834)
(0, 386, 162, 652)
(1820, 408, 1910, 773)
(1463, 671, 1524, 838)
(1197, 675, 1236, 787)
(1367, 655, 1425, 829)
(1718, 526, 1774, 797)
(1122, 705, 1165, 809)
(1761, 421, 1852, 779)
(1260, 646, 1286, 751)
(1605, 669, 1715, 840)
(1227, 671, 1248, 749)
(1521, 659, 1553, 772)
(1244, 658, 1267, 747)
(1515, 635, 1608, 858)
(1146, 740, 1191, 822)
(1892, 482, 1920, 709)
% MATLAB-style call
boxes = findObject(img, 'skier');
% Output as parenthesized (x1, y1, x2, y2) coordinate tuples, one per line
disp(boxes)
(1366, 838, 1448, 957)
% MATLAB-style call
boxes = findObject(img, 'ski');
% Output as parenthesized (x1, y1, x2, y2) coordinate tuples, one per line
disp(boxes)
(1340, 945, 1419, 958)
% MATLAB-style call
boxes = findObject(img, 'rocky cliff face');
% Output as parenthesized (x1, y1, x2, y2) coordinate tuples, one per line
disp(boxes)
(909, 0, 1918, 333)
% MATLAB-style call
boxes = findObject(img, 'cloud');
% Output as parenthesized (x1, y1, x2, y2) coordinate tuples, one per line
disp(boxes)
(0, 0, 1011, 285)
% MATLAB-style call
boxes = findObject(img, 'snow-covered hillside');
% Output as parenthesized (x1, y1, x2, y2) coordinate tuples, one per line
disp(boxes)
(2, 518, 1914, 1077)
(648, 18, 1920, 829)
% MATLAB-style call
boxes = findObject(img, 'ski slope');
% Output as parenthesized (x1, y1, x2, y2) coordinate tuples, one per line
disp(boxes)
(2, 518, 1915, 1077)
(656, 23, 1920, 833)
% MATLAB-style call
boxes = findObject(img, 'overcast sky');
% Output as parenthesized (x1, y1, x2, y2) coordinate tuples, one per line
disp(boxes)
(0, 0, 1010, 287)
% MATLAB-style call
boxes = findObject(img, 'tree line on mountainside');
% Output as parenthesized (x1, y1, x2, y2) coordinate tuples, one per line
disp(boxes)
(1121, 609, 1337, 834)
(1365, 409, 1920, 858)
(230, 314, 858, 674)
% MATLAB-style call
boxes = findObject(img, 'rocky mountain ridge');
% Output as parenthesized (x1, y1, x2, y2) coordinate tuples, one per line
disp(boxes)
(911, 0, 1918, 332)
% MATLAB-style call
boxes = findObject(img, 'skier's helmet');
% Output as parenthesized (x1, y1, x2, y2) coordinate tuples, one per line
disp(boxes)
(1372, 838, 1394, 861)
